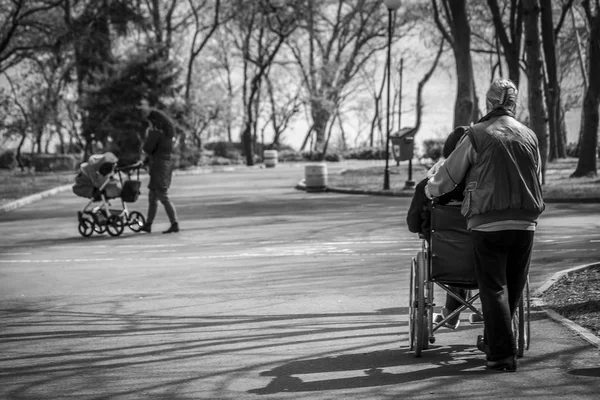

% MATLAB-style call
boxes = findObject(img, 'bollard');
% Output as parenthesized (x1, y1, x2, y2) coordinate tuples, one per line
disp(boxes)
(305, 164, 328, 192)
(263, 150, 278, 168)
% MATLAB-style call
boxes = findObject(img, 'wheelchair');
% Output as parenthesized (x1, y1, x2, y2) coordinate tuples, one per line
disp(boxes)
(408, 203, 531, 357)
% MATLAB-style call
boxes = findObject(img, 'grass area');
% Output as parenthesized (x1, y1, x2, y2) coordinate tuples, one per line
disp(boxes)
(0, 170, 75, 206)
(327, 157, 600, 199)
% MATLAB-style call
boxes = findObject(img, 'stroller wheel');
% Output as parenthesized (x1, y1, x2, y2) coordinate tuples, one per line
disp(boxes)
(91, 211, 107, 234)
(106, 215, 125, 237)
(78, 219, 94, 237)
(128, 211, 146, 232)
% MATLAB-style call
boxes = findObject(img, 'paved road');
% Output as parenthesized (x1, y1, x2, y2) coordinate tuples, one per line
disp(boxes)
(1, 163, 599, 400)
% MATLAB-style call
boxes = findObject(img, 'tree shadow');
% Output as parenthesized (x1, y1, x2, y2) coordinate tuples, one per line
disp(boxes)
(249, 345, 484, 394)
(569, 367, 600, 377)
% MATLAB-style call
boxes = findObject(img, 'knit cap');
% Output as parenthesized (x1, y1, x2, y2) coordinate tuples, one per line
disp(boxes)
(486, 79, 518, 113)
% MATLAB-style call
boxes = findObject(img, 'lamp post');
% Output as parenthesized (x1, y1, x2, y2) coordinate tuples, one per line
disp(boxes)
(383, 0, 402, 190)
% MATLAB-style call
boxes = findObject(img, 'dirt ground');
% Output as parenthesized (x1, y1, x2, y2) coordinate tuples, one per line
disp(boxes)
(540, 265, 600, 338)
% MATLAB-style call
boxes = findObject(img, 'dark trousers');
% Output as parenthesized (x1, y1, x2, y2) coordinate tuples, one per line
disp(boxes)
(471, 230, 534, 361)
(147, 187, 178, 225)
(445, 287, 469, 322)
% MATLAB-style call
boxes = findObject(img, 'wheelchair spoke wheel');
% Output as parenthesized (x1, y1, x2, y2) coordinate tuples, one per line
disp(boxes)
(408, 258, 417, 351)
(513, 301, 523, 358)
(128, 211, 146, 232)
(414, 251, 428, 357)
(106, 215, 125, 237)
(78, 219, 94, 237)
(516, 280, 531, 357)
(525, 280, 531, 350)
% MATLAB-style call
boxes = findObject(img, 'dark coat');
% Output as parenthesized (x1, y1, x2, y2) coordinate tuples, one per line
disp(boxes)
(142, 109, 175, 190)
(406, 178, 465, 239)
(406, 126, 468, 238)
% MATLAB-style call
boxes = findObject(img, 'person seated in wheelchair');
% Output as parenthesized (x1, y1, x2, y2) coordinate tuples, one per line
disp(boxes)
(406, 126, 482, 329)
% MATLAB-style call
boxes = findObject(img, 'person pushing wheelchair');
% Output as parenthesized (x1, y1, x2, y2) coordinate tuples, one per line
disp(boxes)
(425, 79, 545, 372)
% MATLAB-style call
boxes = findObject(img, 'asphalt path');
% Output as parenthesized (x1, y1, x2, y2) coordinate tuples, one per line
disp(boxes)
(1, 162, 600, 400)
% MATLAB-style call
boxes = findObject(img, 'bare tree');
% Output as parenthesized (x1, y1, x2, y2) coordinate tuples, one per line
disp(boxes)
(263, 74, 301, 147)
(184, 0, 221, 102)
(0, 0, 64, 73)
(571, 0, 600, 177)
(288, 0, 404, 151)
(229, 0, 302, 165)
(522, 0, 549, 181)
(486, 0, 524, 87)
(540, 0, 574, 160)
(413, 38, 445, 135)
(432, 0, 478, 127)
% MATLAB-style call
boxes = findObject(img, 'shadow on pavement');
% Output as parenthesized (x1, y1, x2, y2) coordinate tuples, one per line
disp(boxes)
(569, 367, 600, 377)
(249, 346, 485, 394)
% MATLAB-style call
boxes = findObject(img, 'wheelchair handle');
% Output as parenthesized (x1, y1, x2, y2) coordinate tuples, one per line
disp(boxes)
(116, 161, 144, 172)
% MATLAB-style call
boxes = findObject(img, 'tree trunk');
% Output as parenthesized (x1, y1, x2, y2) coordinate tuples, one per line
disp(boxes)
(452, 1, 476, 126)
(310, 100, 332, 152)
(540, 0, 565, 160)
(572, 0, 599, 177)
(369, 61, 387, 147)
(439, 0, 478, 126)
(540, 0, 564, 161)
(16, 133, 27, 172)
(523, 0, 549, 182)
(487, 0, 523, 87)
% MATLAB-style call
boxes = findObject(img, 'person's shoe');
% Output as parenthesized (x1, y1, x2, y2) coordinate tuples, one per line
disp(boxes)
(433, 307, 460, 329)
(486, 355, 517, 372)
(140, 224, 152, 233)
(469, 313, 485, 324)
(476, 334, 491, 356)
(162, 222, 179, 234)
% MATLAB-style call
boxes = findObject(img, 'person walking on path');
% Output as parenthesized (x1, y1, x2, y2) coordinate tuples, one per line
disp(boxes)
(139, 100, 179, 234)
(425, 79, 545, 372)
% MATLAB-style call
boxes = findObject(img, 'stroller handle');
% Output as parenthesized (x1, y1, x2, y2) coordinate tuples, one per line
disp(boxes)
(116, 161, 144, 172)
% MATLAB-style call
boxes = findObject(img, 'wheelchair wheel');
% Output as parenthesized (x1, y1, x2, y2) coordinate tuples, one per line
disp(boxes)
(408, 258, 417, 351)
(516, 280, 531, 357)
(106, 215, 125, 237)
(414, 251, 429, 357)
(128, 211, 146, 232)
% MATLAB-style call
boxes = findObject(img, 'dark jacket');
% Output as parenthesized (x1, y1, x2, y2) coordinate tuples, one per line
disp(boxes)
(406, 126, 467, 238)
(462, 112, 545, 228)
(406, 178, 464, 239)
(142, 109, 175, 190)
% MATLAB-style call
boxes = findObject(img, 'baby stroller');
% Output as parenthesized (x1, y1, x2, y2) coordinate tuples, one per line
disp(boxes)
(73, 152, 146, 237)
(408, 202, 531, 357)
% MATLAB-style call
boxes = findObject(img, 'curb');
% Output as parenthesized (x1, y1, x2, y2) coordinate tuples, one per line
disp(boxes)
(305, 185, 600, 202)
(532, 262, 600, 349)
(0, 166, 241, 215)
(0, 184, 72, 214)
(295, 180, 415, 197)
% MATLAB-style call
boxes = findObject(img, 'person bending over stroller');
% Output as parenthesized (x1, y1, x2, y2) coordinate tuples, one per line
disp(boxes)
(406, 126, 482, 329)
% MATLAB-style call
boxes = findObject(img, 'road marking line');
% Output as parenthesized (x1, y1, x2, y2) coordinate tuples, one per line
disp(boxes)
(92, 249, 177, 254)
(0, 252, 411, 264)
